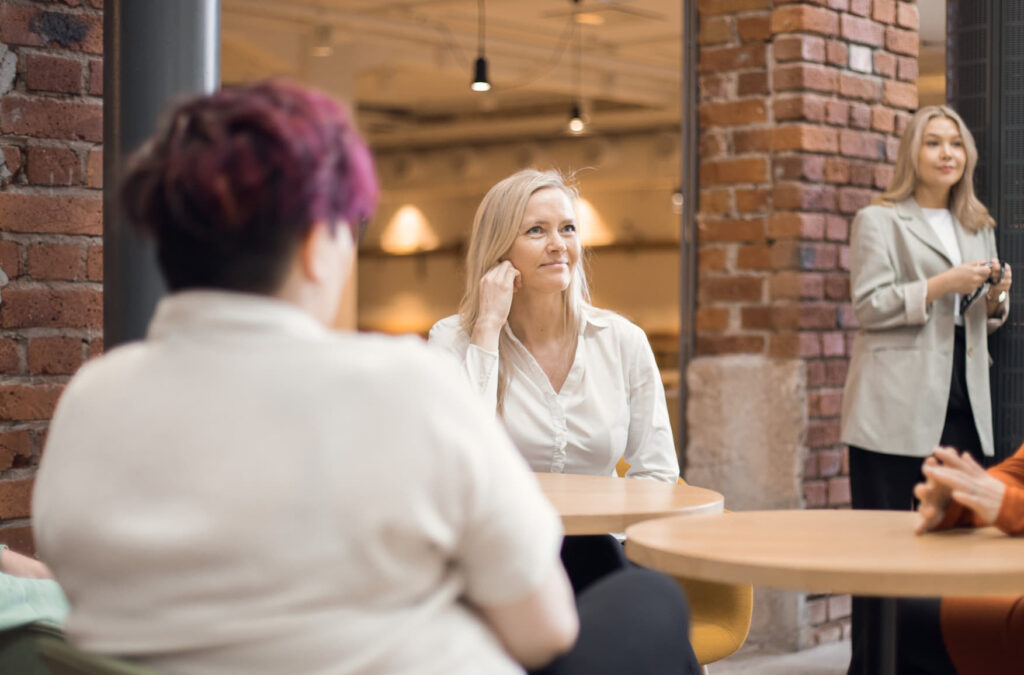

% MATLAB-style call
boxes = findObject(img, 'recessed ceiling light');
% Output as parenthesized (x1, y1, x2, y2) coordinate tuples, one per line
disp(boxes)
(574, 12, 604, 26)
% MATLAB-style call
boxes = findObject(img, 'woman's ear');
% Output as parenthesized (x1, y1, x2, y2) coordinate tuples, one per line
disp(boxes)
(301, 221, 355, 284)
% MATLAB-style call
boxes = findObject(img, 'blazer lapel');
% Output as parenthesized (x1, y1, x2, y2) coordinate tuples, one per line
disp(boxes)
(894, 198, 955, 266)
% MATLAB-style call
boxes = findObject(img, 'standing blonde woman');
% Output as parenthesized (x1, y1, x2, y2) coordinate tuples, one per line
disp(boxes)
(430, 169, 680, 593)
(841, 105, 1012, 674)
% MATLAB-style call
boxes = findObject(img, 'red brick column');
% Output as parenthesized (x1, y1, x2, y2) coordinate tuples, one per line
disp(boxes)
(696, 0, 918, 646)
(0, 0, 103, 551)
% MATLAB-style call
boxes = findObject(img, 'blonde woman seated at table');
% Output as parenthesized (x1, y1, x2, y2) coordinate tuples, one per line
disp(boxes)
(31, 80, 698, 675)
(914, 444, 1024, 675)
(430, 169, 680, 593)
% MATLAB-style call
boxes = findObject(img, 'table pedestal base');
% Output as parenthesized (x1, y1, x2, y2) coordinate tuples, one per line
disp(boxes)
(872, 597, 897, 675)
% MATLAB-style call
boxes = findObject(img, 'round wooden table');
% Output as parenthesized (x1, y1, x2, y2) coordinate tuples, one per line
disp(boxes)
(534, 472, 723, 535)
(625, 509, 1024, 675)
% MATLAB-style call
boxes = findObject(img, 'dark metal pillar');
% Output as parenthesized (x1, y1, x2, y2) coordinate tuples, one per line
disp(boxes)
(103, 0, 220, 348)
(678, 0, 698, 475)
(948, 0, 1024, 461)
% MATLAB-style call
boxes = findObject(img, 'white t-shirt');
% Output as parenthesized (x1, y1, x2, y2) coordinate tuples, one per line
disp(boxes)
(32, 291, 562, 675)
(428, 308, 679, 483)
(921, 207, 964, 325)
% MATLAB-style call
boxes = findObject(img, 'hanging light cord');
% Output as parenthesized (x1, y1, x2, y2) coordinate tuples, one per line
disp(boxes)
(574, 17, 582, 102)
(477, 0, 486, 58)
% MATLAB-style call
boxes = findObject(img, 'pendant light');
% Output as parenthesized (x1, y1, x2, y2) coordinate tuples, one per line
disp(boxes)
(567, 0, 585, 133)
(471, 0, 491, 92)
(312, 24, 333, 58)
(568, 104, 584, 134)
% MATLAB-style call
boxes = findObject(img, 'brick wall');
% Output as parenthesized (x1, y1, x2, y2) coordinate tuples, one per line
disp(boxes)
(0, 0, 103, 552)
(696, 0, 918, 647)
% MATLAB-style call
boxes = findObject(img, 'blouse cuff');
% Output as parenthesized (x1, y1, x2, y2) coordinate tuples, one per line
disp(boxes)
(466, 343, 498, 366)
(905, 279, 929, 325)
(465, 343, 499, 409)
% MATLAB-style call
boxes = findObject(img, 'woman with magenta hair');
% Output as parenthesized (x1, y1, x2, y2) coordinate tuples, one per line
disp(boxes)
(30, 80, 698, 675)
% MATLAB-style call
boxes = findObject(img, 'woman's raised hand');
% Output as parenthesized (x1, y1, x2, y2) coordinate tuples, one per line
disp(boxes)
(470, 261, 521, 352)
(921, 446, 1005, 527)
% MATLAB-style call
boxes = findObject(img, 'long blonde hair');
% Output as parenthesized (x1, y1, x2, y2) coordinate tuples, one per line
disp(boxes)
(875, 105, 994, 231)
(459, 169, 591, 410)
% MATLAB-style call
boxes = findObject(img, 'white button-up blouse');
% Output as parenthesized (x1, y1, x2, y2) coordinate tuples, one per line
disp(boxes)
(429, 308, 680, 483)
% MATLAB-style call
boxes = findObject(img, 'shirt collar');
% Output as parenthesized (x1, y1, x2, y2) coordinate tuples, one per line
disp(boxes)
(147, 290, 328, 341)
(581, 305, 611, 331)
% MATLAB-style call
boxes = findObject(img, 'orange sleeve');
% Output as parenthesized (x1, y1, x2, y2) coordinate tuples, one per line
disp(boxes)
(979, 444, 1024, 535)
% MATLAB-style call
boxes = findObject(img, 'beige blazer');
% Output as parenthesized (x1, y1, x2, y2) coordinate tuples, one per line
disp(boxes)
(840, 198, 1009, 458)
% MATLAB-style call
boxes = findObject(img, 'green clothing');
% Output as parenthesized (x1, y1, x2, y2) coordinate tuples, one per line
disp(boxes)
(0, 572, 69, 631)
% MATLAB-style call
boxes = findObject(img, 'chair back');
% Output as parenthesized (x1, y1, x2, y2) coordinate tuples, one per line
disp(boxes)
(615, 456, 688, 485)
(0, 621, 64, 674)
(615, 456, 753, 665)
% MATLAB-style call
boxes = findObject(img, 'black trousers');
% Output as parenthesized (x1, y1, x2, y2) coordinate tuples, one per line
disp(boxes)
(530, 566, 701, 675)
(559, 534, 630, 595)
(846, 448, 959, 675)
(847, 326, 980, 675)
(537, 535, 699, 675)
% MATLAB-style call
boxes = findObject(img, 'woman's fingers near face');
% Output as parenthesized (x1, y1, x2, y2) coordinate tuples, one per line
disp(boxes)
(501, 263, 520, 289)
(484, 262, 505, 280)
(485, 261, 515, 286)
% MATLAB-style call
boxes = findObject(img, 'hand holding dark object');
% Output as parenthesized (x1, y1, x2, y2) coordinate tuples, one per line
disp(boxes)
(929, 261, 990, 307)
(986, 259, 1012, 306)
(957, 261, 1000, 313)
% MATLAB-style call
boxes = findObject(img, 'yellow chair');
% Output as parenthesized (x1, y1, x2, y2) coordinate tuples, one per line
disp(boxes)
(616, 458, 753, 667)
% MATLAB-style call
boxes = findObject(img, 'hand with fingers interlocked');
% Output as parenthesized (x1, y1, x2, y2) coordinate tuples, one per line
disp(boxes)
(914, 446, 1006, 534)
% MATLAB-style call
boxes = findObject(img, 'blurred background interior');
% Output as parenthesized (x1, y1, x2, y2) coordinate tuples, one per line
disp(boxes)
(219, 0, 946, 439)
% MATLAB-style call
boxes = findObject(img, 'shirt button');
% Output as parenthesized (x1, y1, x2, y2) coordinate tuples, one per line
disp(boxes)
(967, 347, 974, 357)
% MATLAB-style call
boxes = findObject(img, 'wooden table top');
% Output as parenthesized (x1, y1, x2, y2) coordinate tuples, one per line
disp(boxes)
(534, 472, 724, 535)
(625, 509, 1024, 597)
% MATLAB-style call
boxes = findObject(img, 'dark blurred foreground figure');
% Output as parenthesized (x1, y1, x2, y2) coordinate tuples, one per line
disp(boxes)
(912, 443, 1024, 675)
(30, 79, 698, 675)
